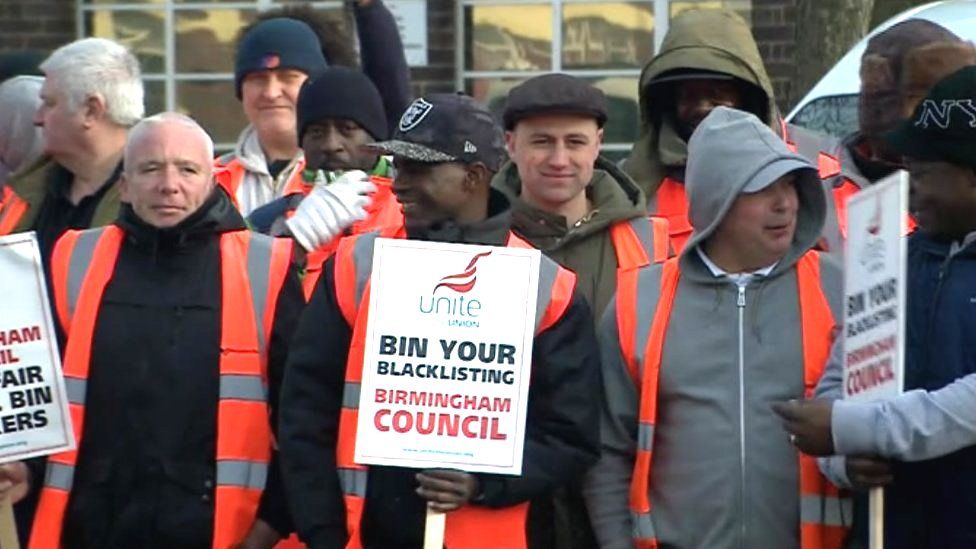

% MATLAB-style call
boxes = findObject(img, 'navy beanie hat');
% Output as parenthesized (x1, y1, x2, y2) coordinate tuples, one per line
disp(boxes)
(235, 18, 327, 99)
(297, 67, 389, 141)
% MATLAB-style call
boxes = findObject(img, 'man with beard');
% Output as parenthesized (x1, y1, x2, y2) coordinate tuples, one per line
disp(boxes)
(247, 67, 402, 297)
(621, 8, 779, 253)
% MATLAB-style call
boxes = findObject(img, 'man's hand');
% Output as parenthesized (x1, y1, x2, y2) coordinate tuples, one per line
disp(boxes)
(846, 456, 894, 491)
(771, 399, 835, 456)
(0, 462, 30, 504)
(416, 469, 479, 512)
(233, 519, 281, 549)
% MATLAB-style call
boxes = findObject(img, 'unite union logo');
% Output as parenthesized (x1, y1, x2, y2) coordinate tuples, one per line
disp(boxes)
(418, 250, 491, 327)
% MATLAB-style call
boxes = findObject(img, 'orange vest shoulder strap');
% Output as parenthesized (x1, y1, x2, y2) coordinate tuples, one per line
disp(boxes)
(51, 226, 125, 334)
(0, 186, 28, 235)
(506, 232, 577, 334)
(334, 231, 383, 325)
(280, 158, 309, 198)
(214, 154, 246, 210)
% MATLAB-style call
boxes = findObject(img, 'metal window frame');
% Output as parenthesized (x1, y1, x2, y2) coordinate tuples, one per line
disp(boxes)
(456, 0, 657, 150)
(77, 0, 343, 149)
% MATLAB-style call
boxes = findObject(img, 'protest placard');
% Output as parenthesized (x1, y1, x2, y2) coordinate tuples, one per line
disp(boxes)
(843, 170, 909, 549)
(843, 171, 907, 401)
(0, 232, 75, 548)
(354, 238, 540, 476)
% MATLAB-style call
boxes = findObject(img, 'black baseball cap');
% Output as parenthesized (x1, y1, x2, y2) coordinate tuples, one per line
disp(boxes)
(884, 64, 976, 168)
(503, 73, 608, 130)
(366, 94, 506, 171)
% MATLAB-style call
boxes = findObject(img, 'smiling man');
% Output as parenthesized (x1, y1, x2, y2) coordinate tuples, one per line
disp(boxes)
(2, 113, 304, 548)
(774, 64, 976, 549)
(278, 94, 602, 548)
(585, 106, 848, 549)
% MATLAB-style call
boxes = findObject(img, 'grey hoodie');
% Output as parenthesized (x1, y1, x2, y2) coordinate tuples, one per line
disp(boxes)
(584, 107, 843, 549)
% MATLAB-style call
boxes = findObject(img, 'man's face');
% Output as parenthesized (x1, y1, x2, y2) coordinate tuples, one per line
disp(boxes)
(674, 78, 743, 140)
(301, 118, 379, 172)
(35, 75, 86, 159)
(120, 121, 214, 228)
(908, 159, 976, 241)
(505, 114, 602, 212)
(392, 158, 472, 228)
(241, 69, 307, 143)
(712, 174, 799, 265)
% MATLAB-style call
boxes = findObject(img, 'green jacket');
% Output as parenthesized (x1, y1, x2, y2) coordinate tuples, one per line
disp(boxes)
(8, 157, 121, 234)
(493, 156, 649, 322)
(622, 8, 779, 206)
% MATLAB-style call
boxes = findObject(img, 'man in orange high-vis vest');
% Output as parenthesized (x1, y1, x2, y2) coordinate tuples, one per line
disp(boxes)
(0, 113, 304, 549)
(245, 67, 404, 299)
(620, 9, 782, 254)
(278, 94, 601, 548)
(493, 73, 669, 549)
(785, 21, 972, 257)
(584, 107, 849, 549)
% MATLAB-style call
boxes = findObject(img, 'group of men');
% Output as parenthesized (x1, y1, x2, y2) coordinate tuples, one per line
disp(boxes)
(0, 4, 975, 549)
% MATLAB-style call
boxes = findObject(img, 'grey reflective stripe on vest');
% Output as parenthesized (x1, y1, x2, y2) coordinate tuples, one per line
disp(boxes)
(534, 256, 559, 332)
(219, 374, 267, 401)
(351, 232, 381, 306)
(631, 510, 656, 540)
(800, 494, 852, 527)
(343, 382, 361, 409)
(44, 462, 74, 491)
(637, 422, 654, 451)
(216, 152, 236, 166)
(216, 459, 268, 490)
(245, 233, 275, 357)
(66, 228, 107, 322)
(631, 266, 664, 374)
(338, 467, 368, 497)
(627, 216, 655, 260)
(64, 376, 87, 406)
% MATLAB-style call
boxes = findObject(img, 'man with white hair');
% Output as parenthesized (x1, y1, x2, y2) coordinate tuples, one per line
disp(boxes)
(0, 75, 45, 234)
(0, 38, 142, 264)
(0, 112, 304, 548)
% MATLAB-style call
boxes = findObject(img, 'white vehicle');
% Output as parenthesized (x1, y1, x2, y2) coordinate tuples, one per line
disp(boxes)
(787, 0, 976, 137)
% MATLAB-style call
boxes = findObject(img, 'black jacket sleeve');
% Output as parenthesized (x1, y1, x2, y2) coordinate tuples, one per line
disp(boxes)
(277, 259, 351, 548)
(354, 0, 412, 133)
(257, 261, 305, 537)
(476, 294, 603, 507)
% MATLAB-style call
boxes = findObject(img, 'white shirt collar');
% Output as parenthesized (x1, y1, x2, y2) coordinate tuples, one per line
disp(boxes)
(695, 246, 777, 285)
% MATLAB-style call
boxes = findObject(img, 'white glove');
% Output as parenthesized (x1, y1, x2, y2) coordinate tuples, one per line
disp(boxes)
(286, 170, 376, 251)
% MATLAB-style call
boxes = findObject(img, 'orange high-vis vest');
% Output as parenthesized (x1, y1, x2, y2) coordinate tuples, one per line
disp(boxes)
(0, 185, 28, 235)
(616, 252, 850, 549)
(609, 216, 671, 320)
(330, 229, 577, 549)
(214, 154, 248, 211)
(35, 225, 292, 549)
(651, 178, 693, 254)
(299, 176, 403, 299)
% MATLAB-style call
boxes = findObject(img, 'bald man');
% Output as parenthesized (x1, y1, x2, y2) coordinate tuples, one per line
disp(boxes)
(4, 113, 305, 548)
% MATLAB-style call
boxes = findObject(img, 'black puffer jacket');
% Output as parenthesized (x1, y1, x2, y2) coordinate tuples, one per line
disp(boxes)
(279, 190, 602, 549)
(39, 190, 303, 549)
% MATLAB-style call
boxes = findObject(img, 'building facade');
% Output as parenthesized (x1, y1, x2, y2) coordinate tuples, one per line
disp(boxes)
(0, 0, 797, 155)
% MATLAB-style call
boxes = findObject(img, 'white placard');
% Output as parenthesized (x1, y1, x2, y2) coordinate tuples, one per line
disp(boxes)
(386, 0, 428, 67)
(842, 171, 908, 402)
(354, 238, 540, 475)
(0, 232, 74, 461)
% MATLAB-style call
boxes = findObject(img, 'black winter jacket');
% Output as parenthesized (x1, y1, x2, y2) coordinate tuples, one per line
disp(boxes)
(278, 191, 602, 548)
(32, 190, 304, 549)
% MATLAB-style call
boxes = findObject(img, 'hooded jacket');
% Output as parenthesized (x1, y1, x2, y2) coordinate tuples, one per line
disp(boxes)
(494, 156, 650, 322)
(586, 108, 843, 549)
(622, 9, 778, 208)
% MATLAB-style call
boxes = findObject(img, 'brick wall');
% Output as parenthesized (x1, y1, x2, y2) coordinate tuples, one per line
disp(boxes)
(0, 0, 74, 53)
(751, 0, 798, 113)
